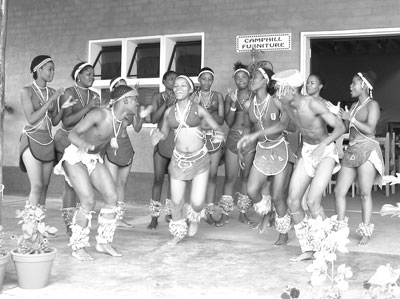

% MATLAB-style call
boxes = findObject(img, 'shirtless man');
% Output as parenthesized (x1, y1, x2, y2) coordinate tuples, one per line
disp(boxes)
(55, 85, 138, 261)
(239, 69, 345, 261)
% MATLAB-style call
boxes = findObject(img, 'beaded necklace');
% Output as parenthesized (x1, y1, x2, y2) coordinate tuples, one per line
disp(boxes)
(198, 90, 213, 110)
(253, 94, 271, 131)
(110, 107, 123, 155)
(32, 81, 49, 105)
(74, 84, 90, 108)
(235, 89, 251, 111)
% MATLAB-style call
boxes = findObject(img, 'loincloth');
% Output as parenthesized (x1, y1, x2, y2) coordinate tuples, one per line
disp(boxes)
(301, 142, 340, 178)
(54, 144, 104, 186)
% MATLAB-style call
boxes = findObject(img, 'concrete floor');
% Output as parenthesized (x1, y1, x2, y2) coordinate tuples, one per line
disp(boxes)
(0, 178, 399, 299)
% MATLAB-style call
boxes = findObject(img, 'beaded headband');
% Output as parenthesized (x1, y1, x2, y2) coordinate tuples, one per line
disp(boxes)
(109, 77, 125, 91)
(114, 89, 138, 103)
(74, 63, 92, 81)
(32, 58, 53, 73)
(233, 68, 250, 77)
(258, 68, 270, 82)
(357, 72, 373, 90)
(198, 69, 215, 79)
(176, 75, 194, 92)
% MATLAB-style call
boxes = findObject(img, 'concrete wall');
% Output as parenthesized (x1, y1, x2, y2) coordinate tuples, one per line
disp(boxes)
(4, 0, 400, 172)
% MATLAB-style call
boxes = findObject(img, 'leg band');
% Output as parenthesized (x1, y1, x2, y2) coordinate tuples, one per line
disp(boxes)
(168, 219, 188, 239)
(356, 222, 374, 237)
(69, 207, 94, 250)
(62, 207, 76, 228)
(275, 213, 291, 234)
(186, 205, 205, 224)
(236, 193, 252, 213)
(149, 199, 162, 217)
(293, 216, 313, 253)
(330, 215, 349, 235)
(96, 206, 121, 245)
(116, 201, 126, 220)
(218, 195, 234, 215)
(164, 198, 172, 216)
(253, 195, 272, 216)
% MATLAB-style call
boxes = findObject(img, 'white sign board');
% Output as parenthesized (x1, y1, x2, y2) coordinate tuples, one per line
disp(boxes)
(236, 33, 292, 52)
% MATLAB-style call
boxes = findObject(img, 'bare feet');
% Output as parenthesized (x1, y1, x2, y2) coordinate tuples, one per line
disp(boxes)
(72, 248, 94, 261)
(250, 214, 271, 234)
(214, 214, 229, 227)
(358, 236, 370, 246)
(165, 214, 172, 223)
(188, 222, 198, 237)
(96, 243, 122, 257)
(290, 251, 315, 262)
(116, 218, 134, 228)
(239, 212, 253, 225)
(274, 233, 289, 247)
(205, 213, 216, 226)
(147, 216, 158, 229)
(167, 236, 185, 245)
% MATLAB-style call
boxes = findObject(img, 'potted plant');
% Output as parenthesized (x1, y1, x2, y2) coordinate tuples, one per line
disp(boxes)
(0, 225, 10, 291)
(10, 201, 58, 289)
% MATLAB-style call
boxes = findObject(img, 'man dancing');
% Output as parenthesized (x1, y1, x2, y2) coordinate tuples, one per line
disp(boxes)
(55, 85, 138, 261)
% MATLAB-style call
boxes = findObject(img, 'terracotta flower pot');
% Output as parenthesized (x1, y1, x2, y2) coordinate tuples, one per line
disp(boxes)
(11, 248, 57, 289)
(0, 251, 10, 291)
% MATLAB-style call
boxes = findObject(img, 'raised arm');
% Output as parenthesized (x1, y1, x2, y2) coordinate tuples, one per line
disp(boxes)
(212, 92, 225, 125)
(224, 90, 237, 126)
(339, 101, 380, 136)
(150, 93, 166, 124)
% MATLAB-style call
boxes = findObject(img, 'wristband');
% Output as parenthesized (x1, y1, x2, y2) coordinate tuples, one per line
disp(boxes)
(350, 116, 356, 124)
(230, 106, 237, 112)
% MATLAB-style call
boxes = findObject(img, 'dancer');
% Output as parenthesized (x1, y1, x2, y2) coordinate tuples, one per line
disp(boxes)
(217, 62, 255, 226)
(105, 76, 148, 227)
(151, 75, 224, 244)
(334, 71, 383, 246)
(55, 85, 139, 261)
(192, 67, 225, 225)
(20, 55, 75, 209)
(306, 72, 341, 115)
(54, 62, 99, 236)
(148, 71, 177, 229)
(237, 66, 295, 246)
(242, 70, 345, 260)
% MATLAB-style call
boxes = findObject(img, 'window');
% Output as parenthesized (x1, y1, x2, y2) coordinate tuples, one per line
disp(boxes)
(128, 43, 160, 78)
(168, 41, 201, 76)
(89, 33, 204, 126)
(92, 45, 121, 80)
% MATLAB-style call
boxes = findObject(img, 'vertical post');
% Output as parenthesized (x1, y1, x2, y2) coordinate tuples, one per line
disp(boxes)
(0, 0, 8, 224)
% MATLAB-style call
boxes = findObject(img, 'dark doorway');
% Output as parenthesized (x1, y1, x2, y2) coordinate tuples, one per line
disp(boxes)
(310, 36, 400, 135)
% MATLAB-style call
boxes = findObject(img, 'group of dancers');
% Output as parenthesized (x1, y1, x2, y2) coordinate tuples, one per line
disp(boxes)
(19, 54, 384, 261)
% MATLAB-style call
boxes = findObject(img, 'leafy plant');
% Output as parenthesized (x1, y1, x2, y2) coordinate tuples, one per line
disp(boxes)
(10, 202, 57, 254)
(364, 264, 400, 299)
(305, 216, 352, 299)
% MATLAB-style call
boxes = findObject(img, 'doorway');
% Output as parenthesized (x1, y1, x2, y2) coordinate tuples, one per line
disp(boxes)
(300, 28, 400, 135)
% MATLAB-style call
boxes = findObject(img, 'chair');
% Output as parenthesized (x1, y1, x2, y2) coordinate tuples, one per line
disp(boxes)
(377, 132, 396, 196)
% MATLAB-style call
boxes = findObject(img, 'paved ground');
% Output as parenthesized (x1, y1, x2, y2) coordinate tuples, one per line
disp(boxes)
(0, 186, 399, 299)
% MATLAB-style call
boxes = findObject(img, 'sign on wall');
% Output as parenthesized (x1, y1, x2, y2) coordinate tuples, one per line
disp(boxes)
(236, 33, 291, 52)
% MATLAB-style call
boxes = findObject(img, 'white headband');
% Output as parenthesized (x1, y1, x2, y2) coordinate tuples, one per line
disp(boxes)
(233, 68, 250, 77)
(114, 89, 139, 103)
(32, 58, 53, 73)
(109, 77, 125, 91)
(198, 69, 215, 79)
(176, 75, 194, 92)
(74, 63, 92, 81)
(357, 72, 373, 90)
(258, 68, 270, 82)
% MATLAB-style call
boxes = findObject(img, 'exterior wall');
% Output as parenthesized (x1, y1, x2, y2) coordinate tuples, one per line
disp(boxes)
(4, 0, 400, 172)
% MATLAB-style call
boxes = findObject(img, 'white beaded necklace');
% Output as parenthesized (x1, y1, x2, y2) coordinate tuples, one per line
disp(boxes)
(74, 84, 90, 108)
(110, 107, 123, 155)
(32, 81, 49, 105)
(199, 90, 213, 110)
(253, 94, 271, 130)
